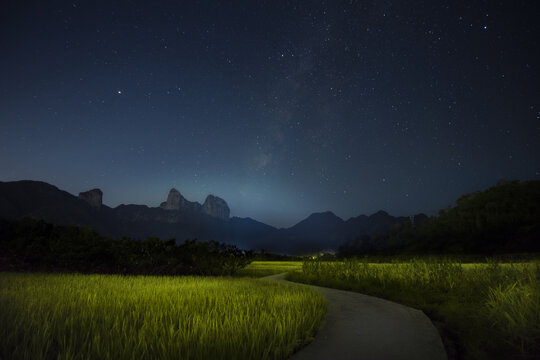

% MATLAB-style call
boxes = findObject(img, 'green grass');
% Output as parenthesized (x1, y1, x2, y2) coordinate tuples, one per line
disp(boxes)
(0, 272, 326, 360)
(288, 259, 540, 359)
(236, 261, 303, 277)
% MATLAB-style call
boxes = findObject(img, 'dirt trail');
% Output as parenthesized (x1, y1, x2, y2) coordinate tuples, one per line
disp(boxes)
(263, 273, 447, 360)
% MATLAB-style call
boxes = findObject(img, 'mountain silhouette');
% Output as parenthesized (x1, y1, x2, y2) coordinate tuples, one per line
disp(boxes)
(0, 180, 417, 254)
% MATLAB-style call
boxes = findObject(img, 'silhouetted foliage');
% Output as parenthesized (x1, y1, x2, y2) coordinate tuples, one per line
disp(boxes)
(252, 250, 304, 261)
(339, 180, 540, 256)
(0, 218, 253, 275)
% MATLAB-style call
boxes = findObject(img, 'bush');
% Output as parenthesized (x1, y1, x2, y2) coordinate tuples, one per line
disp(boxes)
(0, 218, 252, 275)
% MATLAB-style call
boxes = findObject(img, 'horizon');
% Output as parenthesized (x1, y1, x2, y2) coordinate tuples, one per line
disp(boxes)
(0, 176, 529, 228)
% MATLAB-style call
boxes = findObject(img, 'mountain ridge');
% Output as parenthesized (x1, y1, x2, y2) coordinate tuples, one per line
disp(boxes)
(0, 180, 420, 254)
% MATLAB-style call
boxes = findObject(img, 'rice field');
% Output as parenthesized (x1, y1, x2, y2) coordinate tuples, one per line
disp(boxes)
(288, 259, 540, 359)
(236, 261, 303, 277)
(0, 272, 326, 360)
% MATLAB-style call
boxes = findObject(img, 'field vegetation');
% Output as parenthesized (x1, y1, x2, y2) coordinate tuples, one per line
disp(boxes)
(0, 272, 326, 360)
(237, 261, 303, 277)
(288, 258, 540, 359)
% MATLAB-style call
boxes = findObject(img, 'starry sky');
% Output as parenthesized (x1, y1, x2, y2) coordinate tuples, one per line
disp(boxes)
(1, 1, 538, 227)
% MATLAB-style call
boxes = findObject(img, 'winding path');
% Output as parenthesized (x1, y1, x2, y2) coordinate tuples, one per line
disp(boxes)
(263, 273, 447, 360)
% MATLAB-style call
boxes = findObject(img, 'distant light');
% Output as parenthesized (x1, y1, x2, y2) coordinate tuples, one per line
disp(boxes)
(483, 25, 488, 30)
(117, 90, 122, 94)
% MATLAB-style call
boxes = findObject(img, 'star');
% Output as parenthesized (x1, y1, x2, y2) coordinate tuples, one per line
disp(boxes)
(1, 0, 537, 230)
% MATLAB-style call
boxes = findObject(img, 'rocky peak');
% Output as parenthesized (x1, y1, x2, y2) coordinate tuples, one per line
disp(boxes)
(158, 188, 229, 218)
(160, 188, 184, 210)
(160, 188, 203, 213)
(78, 189, 103, 208)
(202, 195, 230, 220)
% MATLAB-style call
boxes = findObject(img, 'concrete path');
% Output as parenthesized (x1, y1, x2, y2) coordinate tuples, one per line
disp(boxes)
(263, 273, 447, 360)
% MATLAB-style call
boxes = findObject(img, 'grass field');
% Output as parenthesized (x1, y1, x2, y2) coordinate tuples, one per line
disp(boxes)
(236, 261, 303, 277)
(288, 259, 540, 359)
(0, 272, 326, 360)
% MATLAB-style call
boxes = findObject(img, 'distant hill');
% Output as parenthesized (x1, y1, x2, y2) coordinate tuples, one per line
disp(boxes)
(0, 181, 115, 235)
(341, 210, 411, 240)
(339, 180, 540, 255)
(0, 180, 420, 254)
(275, 212, 345, 253)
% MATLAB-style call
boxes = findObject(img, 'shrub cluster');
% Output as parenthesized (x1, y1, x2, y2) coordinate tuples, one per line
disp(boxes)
(0, 217, 252, 275)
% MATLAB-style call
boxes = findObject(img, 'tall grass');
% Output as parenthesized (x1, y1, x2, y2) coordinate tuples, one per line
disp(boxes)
(236, 261, 303, 277)
(288, 259, 540, 359)
(0, 272, 326, 360)
(486, 277, 540, 355)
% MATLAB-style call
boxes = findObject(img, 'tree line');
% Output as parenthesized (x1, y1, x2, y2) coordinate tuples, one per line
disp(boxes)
(340, 180, 540, 256)
(0, 217, 253, 275)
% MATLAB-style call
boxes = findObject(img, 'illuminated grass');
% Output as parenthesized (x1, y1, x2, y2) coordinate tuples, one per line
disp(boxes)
(236, 261, 303, 277)
(288, 259, 540, 359)
(0, 273, 326, 360)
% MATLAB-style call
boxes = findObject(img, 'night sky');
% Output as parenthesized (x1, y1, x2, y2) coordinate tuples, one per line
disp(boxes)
(1, 1, 538, 227)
